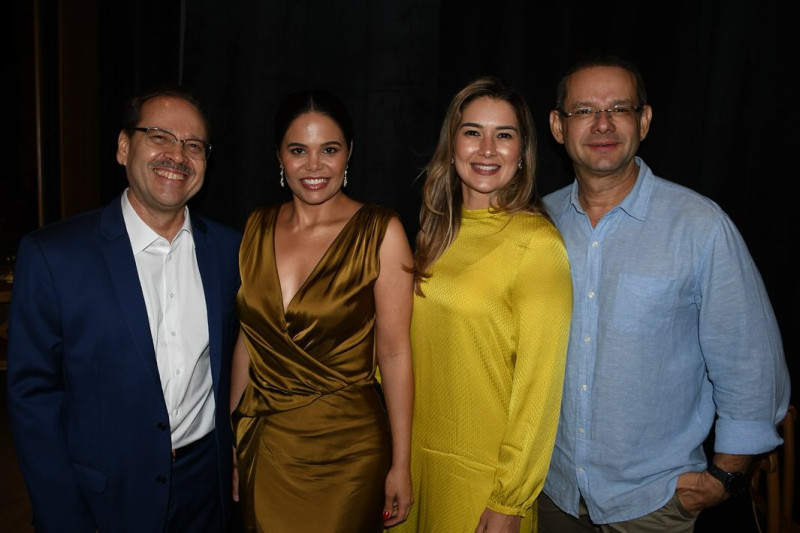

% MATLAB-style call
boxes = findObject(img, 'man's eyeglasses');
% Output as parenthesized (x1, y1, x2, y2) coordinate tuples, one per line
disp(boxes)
(130, 127, 212, 160)
(559, 105, 643, 122)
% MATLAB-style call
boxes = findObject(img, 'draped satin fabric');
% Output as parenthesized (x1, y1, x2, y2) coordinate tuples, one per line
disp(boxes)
(232, 204, 394, 533)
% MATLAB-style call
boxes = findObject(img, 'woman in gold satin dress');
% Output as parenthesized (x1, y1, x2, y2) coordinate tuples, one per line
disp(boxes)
(230, 90, 414, 532)
(393, 77, 573, 533)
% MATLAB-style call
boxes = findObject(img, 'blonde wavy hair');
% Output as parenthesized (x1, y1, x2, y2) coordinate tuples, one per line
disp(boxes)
(413, 76, 547, 295)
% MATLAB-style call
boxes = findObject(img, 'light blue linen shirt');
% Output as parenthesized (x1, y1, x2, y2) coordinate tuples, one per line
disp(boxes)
(541, 157, 790, 524)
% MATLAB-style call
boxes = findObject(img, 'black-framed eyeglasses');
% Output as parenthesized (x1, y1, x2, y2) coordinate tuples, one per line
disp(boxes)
(559, 105, 643, 122)
(130, 127, 212, 160)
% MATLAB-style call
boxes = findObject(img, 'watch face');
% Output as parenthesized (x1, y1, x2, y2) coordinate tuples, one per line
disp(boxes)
(708, 463, 749, 495)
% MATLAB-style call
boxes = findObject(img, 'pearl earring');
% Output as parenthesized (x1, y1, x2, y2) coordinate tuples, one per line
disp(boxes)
(518, 159, 523, 170)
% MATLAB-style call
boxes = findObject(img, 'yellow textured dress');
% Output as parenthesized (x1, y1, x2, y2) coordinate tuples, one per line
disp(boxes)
(394, 208, 572, 533)
(233, 204, 395, 533)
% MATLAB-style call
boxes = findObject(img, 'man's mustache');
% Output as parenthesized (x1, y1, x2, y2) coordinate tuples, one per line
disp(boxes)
(149, 160, 194, 176)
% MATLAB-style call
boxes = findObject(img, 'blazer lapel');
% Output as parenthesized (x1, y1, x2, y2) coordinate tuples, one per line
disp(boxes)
(99, 196, 161, 387)
(192, 215, 223, 395)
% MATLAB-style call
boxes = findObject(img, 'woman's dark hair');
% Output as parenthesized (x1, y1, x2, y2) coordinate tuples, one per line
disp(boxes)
(273, 89, 354, 149)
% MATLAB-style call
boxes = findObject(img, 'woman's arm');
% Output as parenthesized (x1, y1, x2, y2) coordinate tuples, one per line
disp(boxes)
(229, 329, 249, 501)
(486, 221, 572, 520)
(230, 330, 250, 416)
(374, 216, 415, 526)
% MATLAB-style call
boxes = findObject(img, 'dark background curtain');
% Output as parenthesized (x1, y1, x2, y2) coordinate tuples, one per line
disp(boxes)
(129, 0, 798, 411)
(6, 0, 796, 525)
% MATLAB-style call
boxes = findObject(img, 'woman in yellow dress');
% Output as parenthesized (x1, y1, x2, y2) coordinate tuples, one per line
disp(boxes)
(394, 77, 572, 533)
(230, 89, 414, 532)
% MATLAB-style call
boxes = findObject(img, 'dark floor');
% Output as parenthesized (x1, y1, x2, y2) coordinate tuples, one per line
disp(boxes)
(0, 370, 776, 532)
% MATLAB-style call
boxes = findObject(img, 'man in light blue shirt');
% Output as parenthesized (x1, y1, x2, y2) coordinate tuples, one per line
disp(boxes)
(538, 53, 790, 532)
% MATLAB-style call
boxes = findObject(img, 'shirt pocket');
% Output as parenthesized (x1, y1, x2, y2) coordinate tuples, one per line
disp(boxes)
(612, 273, 679, 335)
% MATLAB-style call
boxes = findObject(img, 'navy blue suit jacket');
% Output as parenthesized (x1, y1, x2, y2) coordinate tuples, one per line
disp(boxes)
(6, 194, 242, 532)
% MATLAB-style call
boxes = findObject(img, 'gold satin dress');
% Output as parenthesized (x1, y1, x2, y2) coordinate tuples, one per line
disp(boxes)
(233, 204, 395, 533)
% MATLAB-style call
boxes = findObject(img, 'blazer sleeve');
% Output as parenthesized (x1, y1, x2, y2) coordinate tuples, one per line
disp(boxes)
(7, 234, 95, 530)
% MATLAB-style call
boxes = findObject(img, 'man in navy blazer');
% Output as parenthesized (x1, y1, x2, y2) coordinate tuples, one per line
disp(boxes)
(7, 87, 242, 532)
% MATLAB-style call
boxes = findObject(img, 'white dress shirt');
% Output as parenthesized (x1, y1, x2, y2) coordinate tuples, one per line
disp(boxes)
(121, 190, 215, 448)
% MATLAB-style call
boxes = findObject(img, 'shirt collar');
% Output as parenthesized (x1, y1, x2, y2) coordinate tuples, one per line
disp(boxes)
(565, 156, 654, 222)
(121, 188, 192, 254)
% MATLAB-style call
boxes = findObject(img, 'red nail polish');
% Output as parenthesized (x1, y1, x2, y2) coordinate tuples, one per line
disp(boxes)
(382, 510, 391, 521)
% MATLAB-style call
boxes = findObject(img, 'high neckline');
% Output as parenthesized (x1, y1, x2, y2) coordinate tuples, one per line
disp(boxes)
(461, 207, 507, 219)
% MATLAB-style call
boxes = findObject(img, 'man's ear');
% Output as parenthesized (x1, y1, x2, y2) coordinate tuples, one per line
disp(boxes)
(638, 104, 653, 142)
(116, 130, 130, 166)
(549, 110, 565, 145)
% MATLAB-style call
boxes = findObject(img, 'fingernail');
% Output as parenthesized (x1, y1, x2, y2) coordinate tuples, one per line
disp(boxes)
(382, 511, 391, 521)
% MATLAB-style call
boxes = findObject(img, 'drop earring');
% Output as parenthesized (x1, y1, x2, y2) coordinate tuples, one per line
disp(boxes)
(343, 167, 348, 188)
(518, 159, 523, 170)
(279, 167, 285, 188)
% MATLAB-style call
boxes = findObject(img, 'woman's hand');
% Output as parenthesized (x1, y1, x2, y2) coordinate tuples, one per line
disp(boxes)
(474, 508, 522, 533)
(382, 465, 413, 527)
(232, 446, 239, 502)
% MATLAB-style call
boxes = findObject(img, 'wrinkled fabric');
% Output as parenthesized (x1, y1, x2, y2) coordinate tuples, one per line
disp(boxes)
(542, 158, 789, 523)
(394, 209, 572, 533)
(233, 204, 395, 533)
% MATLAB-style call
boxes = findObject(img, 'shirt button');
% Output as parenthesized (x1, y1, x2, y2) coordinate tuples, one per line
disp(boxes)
(584, 336, 591, 343)
(171, 331, 176, 337)
(156, 475, 167, 484)
(592, 241, 599, 247)
(588, 291, 595, 298)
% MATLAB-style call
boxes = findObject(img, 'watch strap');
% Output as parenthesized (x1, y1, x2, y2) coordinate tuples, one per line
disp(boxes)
(707, 463, 748, 495)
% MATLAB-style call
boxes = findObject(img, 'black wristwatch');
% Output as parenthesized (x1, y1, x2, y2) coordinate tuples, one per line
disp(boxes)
(707, 463, 748, 495)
